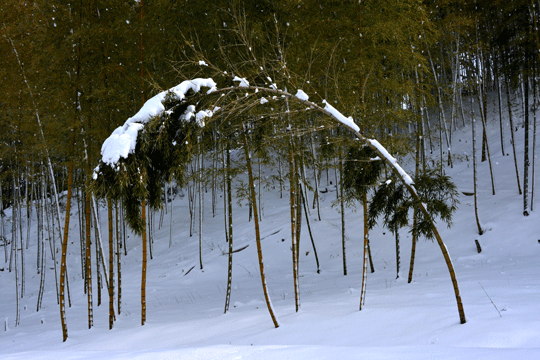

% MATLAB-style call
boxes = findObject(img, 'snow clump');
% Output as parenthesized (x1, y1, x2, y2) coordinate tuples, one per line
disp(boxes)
(295, 89, 309, 101)
(99, 78, 217, 168)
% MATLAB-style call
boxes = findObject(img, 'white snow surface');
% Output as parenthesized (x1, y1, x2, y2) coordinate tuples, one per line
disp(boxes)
(2, 94, 540, 359)
(99, 78, 217, 167)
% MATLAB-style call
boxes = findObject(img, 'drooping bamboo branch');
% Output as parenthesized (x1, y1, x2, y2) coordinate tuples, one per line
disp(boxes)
(95, 78, 466, 325)
(235, 85, 466, 324)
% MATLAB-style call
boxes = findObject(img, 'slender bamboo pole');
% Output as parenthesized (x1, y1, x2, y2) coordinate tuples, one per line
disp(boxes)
(85, 185, 93, 329)
(242, 125, 279, 328)
(471, 97, 484, 236)
(360, 191, 369, 310)
(505, 75, 523, 195)
(288, 137, 300, 312)
(59, 136, 75, 341)
(224, 140, 234, 313)
(141, 198, 147, 325)
(300, 182, 320, 274)
(108, 196, 114, 329)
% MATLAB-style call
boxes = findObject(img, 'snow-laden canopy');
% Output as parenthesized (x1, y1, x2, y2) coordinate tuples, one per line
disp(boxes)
(99, 78, 217, 169)
(97, 76, 362, 174)
(93, 76, 464, 325)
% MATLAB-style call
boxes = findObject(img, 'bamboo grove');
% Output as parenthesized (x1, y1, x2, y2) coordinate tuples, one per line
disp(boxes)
(1, 0, 538, 340)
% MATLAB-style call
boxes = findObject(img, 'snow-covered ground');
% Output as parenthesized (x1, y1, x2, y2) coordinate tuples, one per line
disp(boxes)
(1, 99, 540, 359)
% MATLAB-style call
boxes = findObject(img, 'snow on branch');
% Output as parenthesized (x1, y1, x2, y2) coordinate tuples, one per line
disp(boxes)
(367, 139, 415, 187)
(99, 78, 217, 168)
(295, 89, 309, 101)
(233, 76, 250, 88)
(322, 100, 360, 132)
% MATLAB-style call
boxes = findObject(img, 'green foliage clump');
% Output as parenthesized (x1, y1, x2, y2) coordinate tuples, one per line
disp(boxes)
(368, 169, 459, 240)
(412, 169, 460, 239)
(92, 99, 200, 235)
(342, 144, 383, 201)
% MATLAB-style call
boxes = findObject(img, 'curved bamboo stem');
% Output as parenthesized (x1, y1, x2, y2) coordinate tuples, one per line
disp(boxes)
(242, 126, 280, 328)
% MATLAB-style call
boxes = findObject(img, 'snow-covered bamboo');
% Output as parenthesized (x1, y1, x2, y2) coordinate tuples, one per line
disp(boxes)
(95, 78, 466, 325)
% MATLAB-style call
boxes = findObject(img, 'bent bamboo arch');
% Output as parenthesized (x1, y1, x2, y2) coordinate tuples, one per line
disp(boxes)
(97, 80, 466, 325)
(230, 84, 466, 324)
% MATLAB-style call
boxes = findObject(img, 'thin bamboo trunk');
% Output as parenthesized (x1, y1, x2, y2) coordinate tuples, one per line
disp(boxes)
(91, 196, 111, 293)
(45, 176, 60, 305)
(408, 100, 422, 283)
(300, 182, 320, 273)
(116, 200, 122, 314)
(258, 157, 262, 221)
(301, 162, 310, 216)
(476, 76, 496, 195)
(36, 179, 41, 274)
(429, 51, 453, 168)
(78, 187, 86, 282)
(497, 71, 505, 156)
(5, 30, 64, 258)
(471, 97, 484, 235)
(310, 133, 321, 220)
(288, 138, 299, 312)
(169, 184, 173, 247)
(295, 167, 302, 283)
(360, 191, 369, 310)
(18, 173, 25, 298)
(59, 132, 75, 341)
(532, 78, 537, 211)
(222, 140, 229, 243)
(505, 75, 523, 195)
(85, 188, 93, 329)
(395, 230, 400, 279)
(13, 179, 20, 326)
(1, 181, 5, 264)
(524, 79, 530, 216)
(278, 157, 283, 199)
(339, 150, 347, 276)
(148, 207, 154, 260)
(188, 178, 194, 237)
(141, 198, 147, 325)
(9, 174, 15, 273)
(224, 140, 234, 313)
(108, 197, 114, 329)
(96, 211, 102, 307)
(242, 125, 279, 328)
(37, 178, 46, 311)
(530, 0, 540, 210)
(37, 233, 46, 311)
(212, 133, 217, 218)
(198, 143, 203, 270)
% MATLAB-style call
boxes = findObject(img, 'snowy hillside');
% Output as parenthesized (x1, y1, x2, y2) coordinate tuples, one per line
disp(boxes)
(1, 97, 540, 359)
